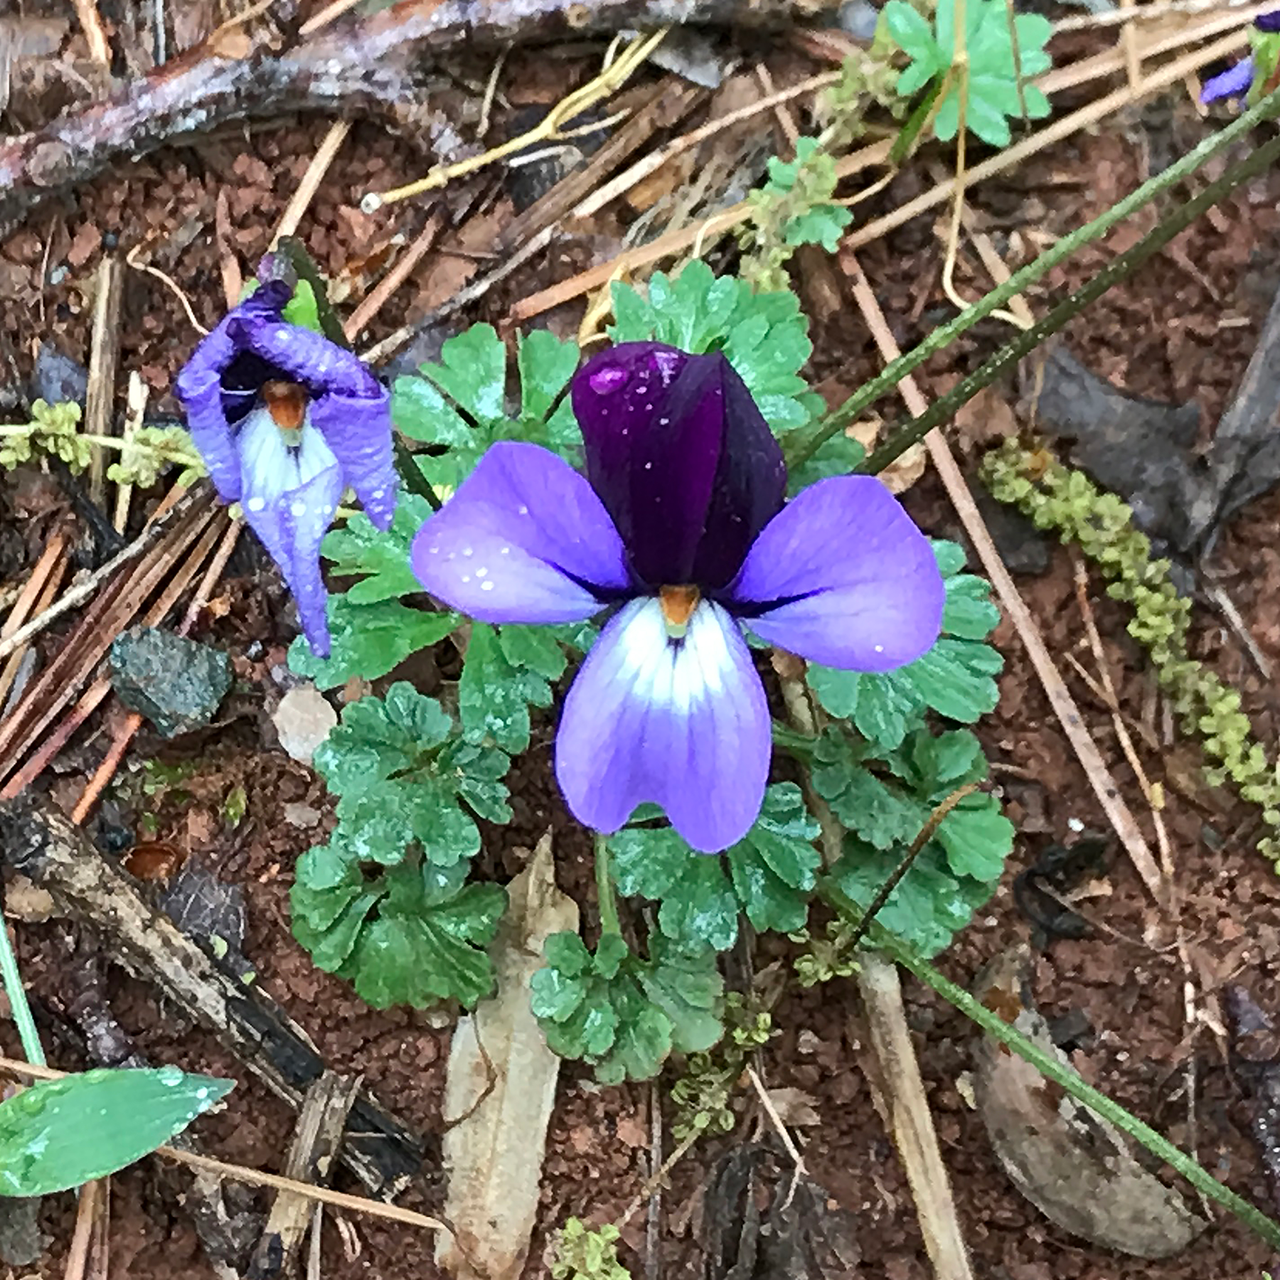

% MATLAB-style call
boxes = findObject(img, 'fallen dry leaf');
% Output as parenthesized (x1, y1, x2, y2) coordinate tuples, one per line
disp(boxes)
(850, 417, 927, 494)
(972, 946, 1206, 1258)
(436, 833, 578, 1280)
(952, 385, 1019, 456)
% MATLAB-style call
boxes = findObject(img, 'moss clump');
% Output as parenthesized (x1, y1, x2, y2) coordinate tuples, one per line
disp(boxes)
(981, 439, 1280, 863)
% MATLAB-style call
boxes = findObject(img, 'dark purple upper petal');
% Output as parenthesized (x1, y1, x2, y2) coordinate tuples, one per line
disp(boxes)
(1257, 9, 1280, 32)
(572, 343, 785, 590)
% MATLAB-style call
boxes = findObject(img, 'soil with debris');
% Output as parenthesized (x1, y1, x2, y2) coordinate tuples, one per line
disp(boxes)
(4, 5, 1280, 1279)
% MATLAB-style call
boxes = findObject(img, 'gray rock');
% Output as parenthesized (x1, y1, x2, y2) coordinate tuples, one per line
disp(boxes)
(108, 627, 232, 738)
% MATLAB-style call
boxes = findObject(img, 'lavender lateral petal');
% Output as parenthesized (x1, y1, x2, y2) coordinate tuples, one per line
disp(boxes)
(309, 388, 398, 530)
(729, 476, 944, 672)
(554, 598, 771, 852)
(1201, 56, 1255, 102)
(412, 441, 630, 624)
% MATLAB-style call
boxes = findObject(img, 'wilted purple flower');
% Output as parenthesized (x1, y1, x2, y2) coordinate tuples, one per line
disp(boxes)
(1201, 9, 1280, 102)
(176, 281, 397, 656)
(412, 342, 944, 852)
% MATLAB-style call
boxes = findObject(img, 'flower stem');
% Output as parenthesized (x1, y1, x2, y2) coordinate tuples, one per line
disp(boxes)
(825, 881, 1280, 1248)
(593, 831, 622, 936)
(787, 82, 1280, 472)
(0, 916, 46, 1067)
(770, 721, 816, 757)
(394, 439, 442, 511)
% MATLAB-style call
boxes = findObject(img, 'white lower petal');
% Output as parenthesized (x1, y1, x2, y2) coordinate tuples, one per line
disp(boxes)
(555, 597, 771, 852)
(237, 405, 339, 513)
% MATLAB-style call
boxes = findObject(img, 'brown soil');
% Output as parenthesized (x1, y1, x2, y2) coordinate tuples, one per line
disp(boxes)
(4, 10, 1280, 1280)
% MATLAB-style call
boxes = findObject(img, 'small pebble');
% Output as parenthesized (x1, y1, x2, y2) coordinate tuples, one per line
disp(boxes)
(272, 684, 337, 765)
(283, 802, 322, 828)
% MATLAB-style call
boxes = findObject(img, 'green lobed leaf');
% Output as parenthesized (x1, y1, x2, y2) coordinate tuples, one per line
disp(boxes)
(293, 849, 507, 1009)
(610, 826, 739, 952)
(826, 838, 998, 958)
(531, 931, 723, 1082)
(288, 598, 458, 688)
(314, 681, 510, 867)
(609, 784, 821, 950)
(886, 0, 1054, 147)
(459, 622, 564, 754)
(392, 324, 583, 491)
(811, 729, 927, 850)
(319, 493, 436, 604)
(783, 204, 854, 252)
(725, 783, 821, 934)
(0, 1067, 233, 1196)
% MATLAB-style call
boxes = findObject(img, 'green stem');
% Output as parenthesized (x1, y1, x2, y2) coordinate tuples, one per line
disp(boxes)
(593, 831, 622, 936)
(788, 83, 1280, 471)
(851, 900, 1280, 1247)
(394, 438, 442, 511)
(0, 916, 45, 1067)
(863, 119, 1280, 474)
(771, 721, 817, 756)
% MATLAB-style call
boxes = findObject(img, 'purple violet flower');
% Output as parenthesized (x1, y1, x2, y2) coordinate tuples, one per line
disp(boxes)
(411, 342, 945, 852)
(1201, 9, 1280, 102)
(176, 281, 397, 656)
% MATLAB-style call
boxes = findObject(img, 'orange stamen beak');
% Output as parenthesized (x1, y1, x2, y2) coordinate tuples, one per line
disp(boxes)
(659, 585, 700, 637)
(261, 380, 308, 431)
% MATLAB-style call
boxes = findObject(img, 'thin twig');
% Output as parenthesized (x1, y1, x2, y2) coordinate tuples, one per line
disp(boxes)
(158, 1148, 448, 1232)
(72, 0, 111, 65)
(0, 538, 69, 713)
(343, 213, 443, 341)
(85, 255, 124, 505)
(63, 1175, 102, 1280)
(510, 23, 1254, 325)
(746, 1064, 808, 1179)
(273, 120, 352, 245)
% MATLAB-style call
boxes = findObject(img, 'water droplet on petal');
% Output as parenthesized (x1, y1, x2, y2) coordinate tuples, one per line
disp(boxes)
(481, 581, 495, 591)
(461, 575, 471, 584)
(476, 567, 487, 577)
(462, 547, 473, 557)
(589, 367, 628, 395)
(500, 546, 510, 555)
(874, 644, 884, 653)
(518, 505, 529, 516)
(290, 500, 307, 518)
(246, 497, 265, 513)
